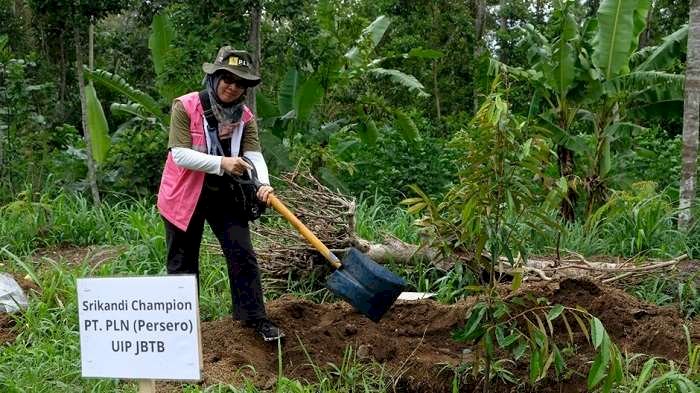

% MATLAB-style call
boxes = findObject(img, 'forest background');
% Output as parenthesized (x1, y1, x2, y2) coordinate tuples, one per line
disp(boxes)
(1, 0, 699, 392)
(0, 0, 692, 224)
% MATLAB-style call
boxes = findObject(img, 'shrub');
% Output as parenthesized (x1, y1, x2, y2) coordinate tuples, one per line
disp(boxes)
(100, 123, 167, 198)
(331, 125, 457, 202)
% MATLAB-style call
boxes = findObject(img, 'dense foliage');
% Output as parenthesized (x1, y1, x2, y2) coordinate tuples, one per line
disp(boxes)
(1, 0, 698, 392)
(0, 0, 691, 208)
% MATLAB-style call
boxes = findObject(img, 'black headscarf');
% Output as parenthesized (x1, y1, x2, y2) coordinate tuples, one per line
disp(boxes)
(207, 72, 246, 123)
(205, 72, 246, 156)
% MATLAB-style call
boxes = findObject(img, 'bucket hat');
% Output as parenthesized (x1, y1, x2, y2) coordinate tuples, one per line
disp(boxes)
(202, 46, 261, 86)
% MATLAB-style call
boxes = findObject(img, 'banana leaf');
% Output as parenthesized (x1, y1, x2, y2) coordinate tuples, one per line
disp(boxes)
(148, 12, 174, 76)
(593, 0, 639, 79)
(85, 83, 110, 163)
(278, 68, 299, 117)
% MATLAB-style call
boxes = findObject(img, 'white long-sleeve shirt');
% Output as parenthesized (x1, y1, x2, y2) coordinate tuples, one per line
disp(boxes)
(171, 147, 270, 184)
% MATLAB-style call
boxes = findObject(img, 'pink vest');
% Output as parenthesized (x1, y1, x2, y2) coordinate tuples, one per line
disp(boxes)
(157, 92, 254, 231)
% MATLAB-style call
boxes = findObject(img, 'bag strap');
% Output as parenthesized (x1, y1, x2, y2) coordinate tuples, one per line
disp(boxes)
(200, 90, 247, 157)
(199, 90, 218, 128)
(226, 156, 262, 189)
(199, 90, 225, 156)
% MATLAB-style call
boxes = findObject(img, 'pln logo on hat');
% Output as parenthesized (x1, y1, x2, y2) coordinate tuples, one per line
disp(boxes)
(203, 46, 261, 86)
(228, 57, 249, 67)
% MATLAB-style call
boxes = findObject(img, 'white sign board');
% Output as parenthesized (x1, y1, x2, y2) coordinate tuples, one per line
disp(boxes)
(77, 275, 201, 380)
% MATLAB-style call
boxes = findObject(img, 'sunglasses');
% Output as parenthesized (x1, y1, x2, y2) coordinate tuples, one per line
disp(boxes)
(220, 73, 249, 87)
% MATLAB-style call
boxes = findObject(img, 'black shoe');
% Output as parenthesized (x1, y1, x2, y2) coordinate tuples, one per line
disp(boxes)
(244, 318, 285, 341)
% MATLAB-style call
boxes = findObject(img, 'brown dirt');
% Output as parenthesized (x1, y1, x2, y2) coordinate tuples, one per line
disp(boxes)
(520, 278, 700, 362)
(158, 278, 698, 393)
(0, 313, 16, 344)
(31, 244, 125, 268)
(194, 297, 472, 392)
(12, 273, 40, 294)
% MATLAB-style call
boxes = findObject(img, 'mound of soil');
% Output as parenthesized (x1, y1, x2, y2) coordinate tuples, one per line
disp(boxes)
(162, 278, 697, 393)
(522, 278, 700, 362)
(196, 297, 472, 392)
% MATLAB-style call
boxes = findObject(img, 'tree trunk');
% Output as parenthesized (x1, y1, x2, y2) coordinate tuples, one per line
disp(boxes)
(0, 63, 5, 174)
(352, 236, 439, 265)
(558, 145, 576, 221)
(498, 0, 508, 63)
(639, 0, 655, 49)
(89, 22, 94, 72)
(587, 0, 600, 17)
(679, 0, 700, 230)
(246, 0, 261, 114)
(431, 4, 442, 122)
(74, 23, 101, 205)
(58, 31, 67, 122)
(473, 0, 486, 113)
(432, 61, 442, 121)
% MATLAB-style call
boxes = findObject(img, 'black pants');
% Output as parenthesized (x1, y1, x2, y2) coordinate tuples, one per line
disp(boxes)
(163, 176, 267, 321)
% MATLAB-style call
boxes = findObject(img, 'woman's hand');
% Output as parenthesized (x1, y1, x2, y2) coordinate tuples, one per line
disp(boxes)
(257, 185, 274, 204)
(221, 157, 252, 176)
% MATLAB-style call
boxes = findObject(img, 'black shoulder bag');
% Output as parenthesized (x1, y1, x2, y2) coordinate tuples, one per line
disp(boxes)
(200, 91, 267, 221)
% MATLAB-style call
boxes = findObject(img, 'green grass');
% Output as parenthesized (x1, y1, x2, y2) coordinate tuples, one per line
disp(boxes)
(1, 189, 698, 392)
(0, 190, 395, 392)
(353, 193, 419, 244)
(630, 275, 700, 320)
(0, 260, 126, 392)
(523, 187, 700, 259)
(611, 354, 699, 393)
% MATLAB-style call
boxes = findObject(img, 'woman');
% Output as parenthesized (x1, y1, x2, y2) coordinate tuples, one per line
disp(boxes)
(157, 46, 283, 341)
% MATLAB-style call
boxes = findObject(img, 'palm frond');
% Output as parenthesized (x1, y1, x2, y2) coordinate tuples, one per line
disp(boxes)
(368, 68, 428, 97)
(634, 25, 688, 72)
(85, 68, 166, 124)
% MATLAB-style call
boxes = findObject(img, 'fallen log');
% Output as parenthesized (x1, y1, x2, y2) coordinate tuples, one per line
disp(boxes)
(203, 171, 690, 286)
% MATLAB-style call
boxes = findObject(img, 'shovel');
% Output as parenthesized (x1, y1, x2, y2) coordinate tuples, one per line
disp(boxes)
(233, 158, 406, 321)
(267, 194, 406, 322)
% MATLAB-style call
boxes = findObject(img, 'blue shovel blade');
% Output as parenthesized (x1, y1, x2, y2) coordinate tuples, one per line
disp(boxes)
(326, 248, 406, 322)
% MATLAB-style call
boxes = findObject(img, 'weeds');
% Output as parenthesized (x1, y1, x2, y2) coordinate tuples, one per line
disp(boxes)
(354, 193, 418, 244)
(296, 337, 390, 392)
(1, 187, 698, 391)
(614, 355, 698, 392)
(631, 275, 700, 320)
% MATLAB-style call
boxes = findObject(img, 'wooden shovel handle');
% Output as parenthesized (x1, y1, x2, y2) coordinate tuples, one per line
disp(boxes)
(267, 194, 342, 269)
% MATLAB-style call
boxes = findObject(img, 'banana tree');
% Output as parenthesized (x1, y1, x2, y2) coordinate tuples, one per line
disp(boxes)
(256, 13, 436, 187)
(494, 0, 590, 221)
(82, 11, 173, 163)
(578, 0, 684, 214)
(496, 0, 685, 219)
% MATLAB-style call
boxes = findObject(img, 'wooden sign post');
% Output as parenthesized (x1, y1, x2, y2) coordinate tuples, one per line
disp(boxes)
(77, 276, 202, 390)
(138, 380, 156, 392)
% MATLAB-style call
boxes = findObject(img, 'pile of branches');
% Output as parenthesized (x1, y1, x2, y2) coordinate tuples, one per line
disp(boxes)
(251, 172, 359, 285)
(505, 252, 692, 284)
